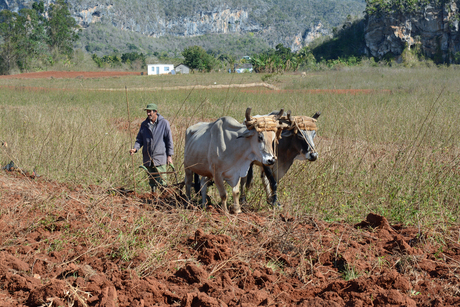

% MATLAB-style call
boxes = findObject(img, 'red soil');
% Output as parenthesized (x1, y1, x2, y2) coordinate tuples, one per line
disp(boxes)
(0, 71, 391, 95)
(0, 71, 142, 79)
(238, 88, 392, 95)
(0, 169, 459, 307)
(0, 71, 456, 306)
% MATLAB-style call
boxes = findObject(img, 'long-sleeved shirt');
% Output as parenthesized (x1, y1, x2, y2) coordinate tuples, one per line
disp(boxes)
(133, 114, 174, 167)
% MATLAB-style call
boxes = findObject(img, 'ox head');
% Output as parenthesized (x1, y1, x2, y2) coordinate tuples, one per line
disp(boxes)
(238, 108, 286, 166)
(282, 111, 320, 161)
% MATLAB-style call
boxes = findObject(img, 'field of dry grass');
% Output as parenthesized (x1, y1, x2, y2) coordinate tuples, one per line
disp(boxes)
(0, 68, 459, 306)
(1, 67, 459, 226)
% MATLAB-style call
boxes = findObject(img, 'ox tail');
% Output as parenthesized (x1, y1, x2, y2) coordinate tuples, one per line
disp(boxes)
(193, 172, 201, 194)
(246, 163, 254, 189)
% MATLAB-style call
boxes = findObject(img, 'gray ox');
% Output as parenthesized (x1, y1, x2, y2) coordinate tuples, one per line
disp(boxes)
(240, 111, 320, 206)
(184, 108, 285, 214)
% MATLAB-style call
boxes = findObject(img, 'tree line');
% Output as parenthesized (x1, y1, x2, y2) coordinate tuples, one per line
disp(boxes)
(1, 0, 453, 75)
(87, 43, 320, 73)
(177, 43, 318, 73)
(0, 0, 79, 75)
(91, 52, 147, 69)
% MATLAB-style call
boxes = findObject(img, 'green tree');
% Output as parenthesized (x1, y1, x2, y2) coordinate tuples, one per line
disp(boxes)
(92, 54, 104, 68)
(0, 0, 80, 74)
(0, 10, 20, 74)
(121, 52, 146, 68)
(15, 8, 49, 70)
(250, 44, 304, 73)
(275, 43, 294, 61)
(297, 46, 317, 69)
(217, 53, 237, 72)
(0, 8, 46, 73)
(32, 1, 45, 14)
(181, 45, 216, 72)
(250, 53, 267, 73)
(47, 0, 80, 57)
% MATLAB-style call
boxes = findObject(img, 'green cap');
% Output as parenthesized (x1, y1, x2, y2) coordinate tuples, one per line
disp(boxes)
(144, 103, 158, 111)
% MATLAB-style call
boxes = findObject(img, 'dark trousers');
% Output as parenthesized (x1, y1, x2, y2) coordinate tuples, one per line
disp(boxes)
(147, 164, 167, 192)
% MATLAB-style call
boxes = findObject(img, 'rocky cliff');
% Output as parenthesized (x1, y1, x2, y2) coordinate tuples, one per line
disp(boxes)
(0, 0, 365, 52)
(364, 1, 460, 62)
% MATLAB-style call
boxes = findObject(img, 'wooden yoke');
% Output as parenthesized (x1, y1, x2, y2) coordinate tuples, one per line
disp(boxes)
(276, 111, 318, 134)
(290, 116, 317, 133)
(245, 108, 289, 142)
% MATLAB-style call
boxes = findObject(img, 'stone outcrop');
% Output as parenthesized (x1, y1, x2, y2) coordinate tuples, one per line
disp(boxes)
(365, 1, 460, 62)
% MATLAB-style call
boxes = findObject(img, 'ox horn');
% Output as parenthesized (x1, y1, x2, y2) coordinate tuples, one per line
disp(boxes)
(275, 108, 284, 120)
(245, 107, 252, 122)
(312, 111, 321, 119)
(277, 109, 291, 130)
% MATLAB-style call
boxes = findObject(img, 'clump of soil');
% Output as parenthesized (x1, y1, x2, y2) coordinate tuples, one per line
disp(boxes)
(0, 169, 459, 307)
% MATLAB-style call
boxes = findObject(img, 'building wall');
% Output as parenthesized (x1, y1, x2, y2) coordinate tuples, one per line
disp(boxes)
(175, 65, 190, 74)
(147, 65, 174, 75)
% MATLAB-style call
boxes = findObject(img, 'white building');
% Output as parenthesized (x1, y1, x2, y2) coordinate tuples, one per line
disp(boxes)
(147, 64, 174, 75)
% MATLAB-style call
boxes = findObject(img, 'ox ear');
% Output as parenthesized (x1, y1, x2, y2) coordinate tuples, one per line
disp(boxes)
(275, 108, 284, 120)
(312, 111, 321, 119)
(237, 129, 256, 139)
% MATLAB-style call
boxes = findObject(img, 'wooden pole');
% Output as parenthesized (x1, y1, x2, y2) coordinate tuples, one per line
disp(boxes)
(125, 86, 137, 194)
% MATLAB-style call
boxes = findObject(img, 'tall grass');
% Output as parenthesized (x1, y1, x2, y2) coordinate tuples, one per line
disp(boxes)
(1, 67, 459, 228)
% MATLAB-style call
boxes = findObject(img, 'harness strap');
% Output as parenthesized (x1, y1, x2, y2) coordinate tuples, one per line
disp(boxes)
(294, 121, 317, 154)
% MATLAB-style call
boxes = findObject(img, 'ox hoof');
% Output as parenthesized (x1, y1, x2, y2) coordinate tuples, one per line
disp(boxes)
(267, 196, 282, 209)
(230, 206, 242, 214)
(270, 202, 283, 210)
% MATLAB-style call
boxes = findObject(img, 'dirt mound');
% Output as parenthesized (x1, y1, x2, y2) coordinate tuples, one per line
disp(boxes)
(0, 169, 459, 306)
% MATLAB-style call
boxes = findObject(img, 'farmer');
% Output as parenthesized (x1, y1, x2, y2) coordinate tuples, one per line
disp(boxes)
(130, 103, 174, 193)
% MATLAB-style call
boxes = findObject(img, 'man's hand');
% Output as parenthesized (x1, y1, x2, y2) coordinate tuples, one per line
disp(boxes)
(167, 156, 173, 165)
(129, 149, 137, 156)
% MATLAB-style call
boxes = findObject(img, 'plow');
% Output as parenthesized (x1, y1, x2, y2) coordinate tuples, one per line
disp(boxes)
(112, 107, 320, 212)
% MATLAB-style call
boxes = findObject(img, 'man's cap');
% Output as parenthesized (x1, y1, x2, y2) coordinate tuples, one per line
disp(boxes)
(144, 103, 158, 111)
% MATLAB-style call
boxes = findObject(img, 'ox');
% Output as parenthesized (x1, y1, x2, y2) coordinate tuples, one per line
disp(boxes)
(240, 111, 320, 207)
(184, 108, 285, 214)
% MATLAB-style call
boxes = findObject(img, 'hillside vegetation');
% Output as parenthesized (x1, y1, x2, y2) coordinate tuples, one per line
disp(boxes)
(0, 0, 366, 56)
(77, 0, 366, 56)
(365, 0, 447, 15)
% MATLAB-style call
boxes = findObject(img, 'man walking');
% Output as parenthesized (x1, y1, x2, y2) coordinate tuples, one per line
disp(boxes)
(130, 103, 174, 193)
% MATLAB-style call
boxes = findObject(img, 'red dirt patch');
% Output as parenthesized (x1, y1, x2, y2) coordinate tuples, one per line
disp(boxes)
(0, 71, 142, 79)
(239, 88, 392, 95)
(0, 71, 392, 96)
(1, 168, 459, 306)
